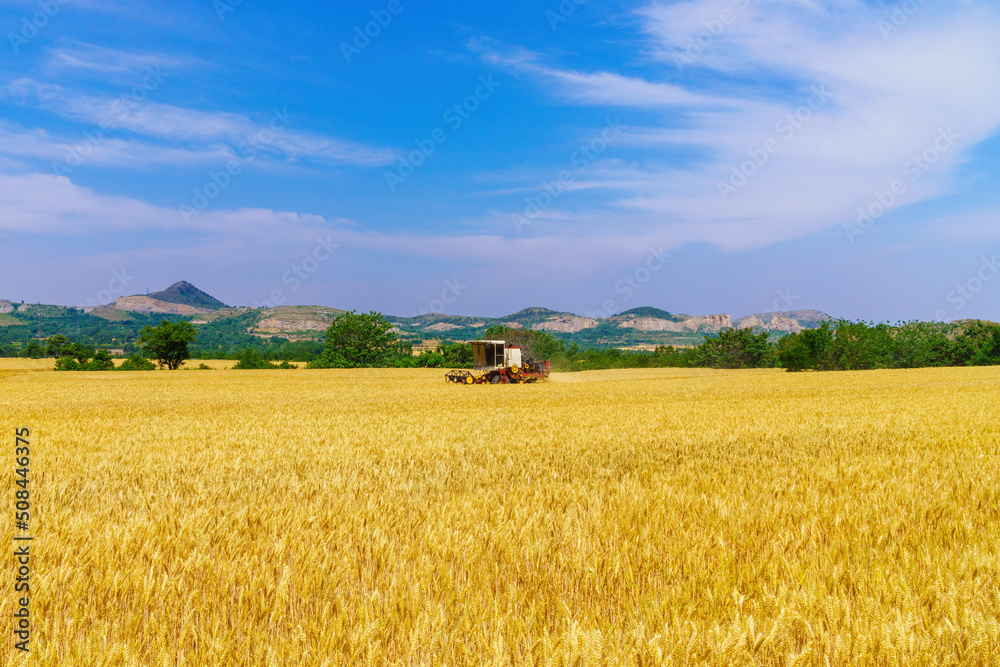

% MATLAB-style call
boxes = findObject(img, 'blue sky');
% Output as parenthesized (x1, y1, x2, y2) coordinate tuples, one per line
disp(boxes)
(1, 0, 998, 321)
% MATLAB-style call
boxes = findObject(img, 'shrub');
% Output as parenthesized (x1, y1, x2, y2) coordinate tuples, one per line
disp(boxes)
(118, 354, 157, 371)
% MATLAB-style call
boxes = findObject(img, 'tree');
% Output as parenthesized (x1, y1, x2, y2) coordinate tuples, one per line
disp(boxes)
(20, 340, 45, 359)
(139, 320, 198, 370)
(482, 326, 563, 362)
(66, 342, 95, 364)
(86, 350, 115, 371)
(777, 321, 834, 372)
(311, 311, 398, 369)
(696, 328, 774, 369)
(54, 356, 81, 371)
(46, 334, 71, 358)
(437, 342, 473, 368)
(962, 321, 1000, 366)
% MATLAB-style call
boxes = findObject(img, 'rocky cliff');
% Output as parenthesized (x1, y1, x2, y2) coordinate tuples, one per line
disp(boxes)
(113, 296, 211, 316)
(532, 316, 600, 334)
(619, 313, 733, 333)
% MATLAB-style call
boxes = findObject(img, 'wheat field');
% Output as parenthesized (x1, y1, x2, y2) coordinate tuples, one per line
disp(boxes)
(1, 365, 998, 665)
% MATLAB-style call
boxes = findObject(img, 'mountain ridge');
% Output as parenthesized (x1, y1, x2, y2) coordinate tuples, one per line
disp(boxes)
(3, 281, 837, 347)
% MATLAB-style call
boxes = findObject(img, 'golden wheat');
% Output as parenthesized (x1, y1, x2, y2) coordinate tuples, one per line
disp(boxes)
(1, 364, 998, 665)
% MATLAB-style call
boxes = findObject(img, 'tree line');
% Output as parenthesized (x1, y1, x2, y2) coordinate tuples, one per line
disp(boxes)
(35, 312, 1000, 373)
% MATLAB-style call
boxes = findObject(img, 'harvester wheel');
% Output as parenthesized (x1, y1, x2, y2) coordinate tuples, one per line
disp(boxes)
(490, 374, 501, 385)
(510, 365, 520, 374)
(465, 376, 474, 385)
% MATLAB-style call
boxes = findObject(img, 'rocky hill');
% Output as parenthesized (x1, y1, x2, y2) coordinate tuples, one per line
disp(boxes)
(109, 281, 227, 315)
(113, 296, 212, 316)
(386, 307, 832, 347)
(3, 281, 836, 348)
(146, 281, 228, 311)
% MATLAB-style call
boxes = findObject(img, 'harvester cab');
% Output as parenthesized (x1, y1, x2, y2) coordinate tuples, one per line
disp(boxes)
(446, 340, 550, 385)
(472, 340, 520, 371)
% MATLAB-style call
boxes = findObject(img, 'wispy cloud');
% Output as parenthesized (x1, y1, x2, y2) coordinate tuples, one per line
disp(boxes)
(473, 40, 723, 108)
(0, 119, 234, 168)
(44, 44, 203, 75)
(0, 171, 344, 237)
(0, 170, 678, 276)
(475, 1, 1000, 250)
(2, 79, 399, 168)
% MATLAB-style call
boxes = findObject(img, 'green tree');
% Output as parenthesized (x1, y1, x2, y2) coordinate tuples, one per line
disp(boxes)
(84, 350, 115, 371)
(66, 342, 95, 364)
(233, 347, 280, 370)
(696, 328, 774, 369)
(437, 342, 473, 368)
(828, 321, 894, 370)
(415, 352, 446, 368)
(139, 320, 198, 370)
(777, 321, 834, 372)
(45, 334, 71, 358)
(20, 340, 45, 359)
(54, 356, 81, 371)
(310, 311, 398, 369)
(482, 326, 563, 363)
(961, 321, 1000, 366)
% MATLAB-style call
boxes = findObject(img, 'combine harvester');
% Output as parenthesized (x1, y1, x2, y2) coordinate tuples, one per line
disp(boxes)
(446, 340, 550, 385)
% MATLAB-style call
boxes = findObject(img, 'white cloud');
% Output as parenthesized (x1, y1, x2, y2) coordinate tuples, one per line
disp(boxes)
(0, 119, 234, 168)
(44, 44, 203, 76)
(2, 79, 398, 168)
(478, 1, 1000, 250)
(0, 170, 683, 278)
(0, 171, 344, 238)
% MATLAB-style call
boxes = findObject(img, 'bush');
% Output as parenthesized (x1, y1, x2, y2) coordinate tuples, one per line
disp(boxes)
(234, 348, 278, 370)
(233, 348, 296, 370)
(55, 349, 115, 371)
(118, 354, 156, 371)
(54, 356, 81, 371)
(84, 350, 115, 371)
(415, 352, 446, 368)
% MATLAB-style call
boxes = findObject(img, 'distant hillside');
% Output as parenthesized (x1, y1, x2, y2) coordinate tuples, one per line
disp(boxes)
(384, 306, 836, 347)
(0, 289, 842, 352)
(617, 307, 681, 321)
(146, 282, 228, 311)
